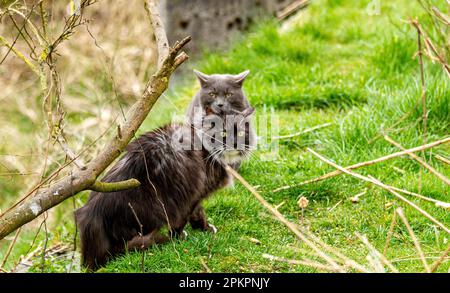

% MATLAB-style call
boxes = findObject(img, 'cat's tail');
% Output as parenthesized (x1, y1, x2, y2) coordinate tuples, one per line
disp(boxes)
(75, 206, 111, 271)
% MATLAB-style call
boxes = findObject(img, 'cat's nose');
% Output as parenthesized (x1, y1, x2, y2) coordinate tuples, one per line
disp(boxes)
(217, 103, 224, 107)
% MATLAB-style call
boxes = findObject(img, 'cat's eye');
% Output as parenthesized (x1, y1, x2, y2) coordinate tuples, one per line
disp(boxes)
(209, 92, 217, 97)
(225, 92, 232, 98)
(237, 131, 245, 137)
(220, 131, 227, 137)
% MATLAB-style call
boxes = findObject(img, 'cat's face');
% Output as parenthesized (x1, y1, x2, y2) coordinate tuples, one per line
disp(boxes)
(200, 107, 256, 165)
(194, 70, 250, 115)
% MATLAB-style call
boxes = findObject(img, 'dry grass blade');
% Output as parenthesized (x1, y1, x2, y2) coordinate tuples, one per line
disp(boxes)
(299, 227, 370, 272)
(262, 253, 340, 272)
(306, 148, 450, 234)
(383, 210, 397, 256)
(225, 165, 345, 272)
(395, 208, 430, 272)
(430, 245, 450, 273)
(356, 233, 399, 273)
(384, 184, 450, 209)
(272, 136, 450, 192)
(383, 135, 449, 186)
(434, 154, 450, 165)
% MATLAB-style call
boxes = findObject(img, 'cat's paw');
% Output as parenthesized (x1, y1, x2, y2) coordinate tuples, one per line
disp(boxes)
(207, 224, 218, 234)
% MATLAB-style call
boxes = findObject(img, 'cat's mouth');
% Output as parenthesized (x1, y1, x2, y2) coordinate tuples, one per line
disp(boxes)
(220, 150, 247, 165)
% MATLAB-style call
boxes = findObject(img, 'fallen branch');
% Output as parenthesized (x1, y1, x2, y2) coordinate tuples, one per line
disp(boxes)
(383, 135, 450, 186)
(0, 0, 191, 240)
(272, 136, 450, 192)
(395, 208, 430, 272)
(306, 148, 450, 234)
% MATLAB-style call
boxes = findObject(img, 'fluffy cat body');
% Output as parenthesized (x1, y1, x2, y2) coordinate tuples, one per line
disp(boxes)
(75, 110, 254, 270)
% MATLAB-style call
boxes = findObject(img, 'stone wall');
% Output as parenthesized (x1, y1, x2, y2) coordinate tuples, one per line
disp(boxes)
(160, 0, 295, 53)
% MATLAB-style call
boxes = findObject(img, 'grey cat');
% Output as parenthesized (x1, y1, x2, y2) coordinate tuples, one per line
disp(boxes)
(75, 109, 256, 270)
(186, 70, 251, 124)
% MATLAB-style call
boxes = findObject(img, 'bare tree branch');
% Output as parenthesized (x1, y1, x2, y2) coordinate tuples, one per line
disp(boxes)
(145, 0, 169, 69)
(0, 0, 191, 240)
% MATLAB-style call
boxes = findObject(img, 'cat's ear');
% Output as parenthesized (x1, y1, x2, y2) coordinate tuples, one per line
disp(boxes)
(242, 107, 255, 118)
(193, 69, 210, 88)
(233, 70, 250, 86)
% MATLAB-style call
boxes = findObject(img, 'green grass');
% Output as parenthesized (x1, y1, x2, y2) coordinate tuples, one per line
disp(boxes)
(1, 0, 449, 272)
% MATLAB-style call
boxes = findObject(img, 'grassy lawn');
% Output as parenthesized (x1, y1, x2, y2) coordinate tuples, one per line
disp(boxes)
(1, 0, 449, 272)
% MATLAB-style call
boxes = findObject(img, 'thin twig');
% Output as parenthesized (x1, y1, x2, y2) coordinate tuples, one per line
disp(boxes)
(383, 211, 397, 256)
(395, 208, 430, 272)
(0, 227, 22, 269)
(0, 35, 39, 74)
(411, 20, 450, 79)
(384, 184, 450, 209)
(327, 200, 342, 212)
(273, 137, 450, 192)
(434, 154, 450, 165)
(383, 135, 450, 185)
(307, 148, 450, 234)
(39, 212, 49, 273)
(200, 258, 212, 273)
(128, 202, 145, 273)
(430, 245, 450, 273)
(414, 18, 427, 191)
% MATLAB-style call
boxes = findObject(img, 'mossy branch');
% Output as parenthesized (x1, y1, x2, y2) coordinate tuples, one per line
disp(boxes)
(89, 179, 141, 193)
(0, 35, 39, 75)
